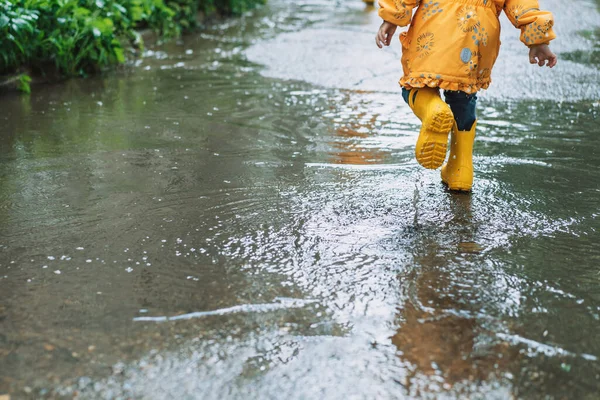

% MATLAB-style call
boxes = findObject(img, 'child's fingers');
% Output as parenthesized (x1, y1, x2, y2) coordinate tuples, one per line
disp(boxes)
(376, 31, 390, 48)
(529, 48, 558, 68)
(376, 25, 397, 48)
(375, 32, 383, 48)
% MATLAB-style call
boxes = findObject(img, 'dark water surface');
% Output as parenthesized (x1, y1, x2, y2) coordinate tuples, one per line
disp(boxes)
(1, 1, 600, 399)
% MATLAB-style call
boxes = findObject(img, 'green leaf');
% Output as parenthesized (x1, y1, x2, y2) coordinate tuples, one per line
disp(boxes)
(17, 74, 32, 94)
(130, 6, 143, 21)
(74, 7, 91, 17)
(0, 14, 10, 29)
(113, 46, 125, 63)
(113, 3, 126, 14)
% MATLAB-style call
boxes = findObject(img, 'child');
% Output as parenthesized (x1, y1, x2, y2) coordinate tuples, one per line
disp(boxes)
(376, 0, 557, 191)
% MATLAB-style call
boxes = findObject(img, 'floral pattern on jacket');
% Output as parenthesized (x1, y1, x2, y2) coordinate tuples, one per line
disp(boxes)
(378, 0, 556, 92)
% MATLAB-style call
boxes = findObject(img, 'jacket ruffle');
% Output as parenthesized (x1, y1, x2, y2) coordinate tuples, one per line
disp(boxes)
(399, 75, 492, 94)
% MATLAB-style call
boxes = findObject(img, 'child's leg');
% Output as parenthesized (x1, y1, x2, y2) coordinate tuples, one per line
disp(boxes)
(440, 90, 478, 192)
(443, 91, 477, 131)
(401, 87, 412, 105)
(401, 87, 454, 170)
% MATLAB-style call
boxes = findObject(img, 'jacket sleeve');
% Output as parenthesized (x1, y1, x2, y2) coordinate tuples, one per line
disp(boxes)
(503, 0, 556, 47)
(378, 0, 419, 27)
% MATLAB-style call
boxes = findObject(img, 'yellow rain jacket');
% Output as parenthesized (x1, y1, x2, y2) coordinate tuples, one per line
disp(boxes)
(379, 0, 556, 93)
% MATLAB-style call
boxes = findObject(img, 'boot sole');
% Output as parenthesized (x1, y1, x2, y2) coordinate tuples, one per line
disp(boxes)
(415, 109, 454, 169)
(441, 180, 473, 192)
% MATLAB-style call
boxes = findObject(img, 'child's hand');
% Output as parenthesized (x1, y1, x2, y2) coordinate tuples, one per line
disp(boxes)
(376, 21, 398, 48)
(529, 44, 558, 68)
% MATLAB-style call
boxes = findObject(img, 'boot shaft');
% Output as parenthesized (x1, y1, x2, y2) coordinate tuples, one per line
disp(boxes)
(448, 122, 476, 160)
(441, 121, 477, 192)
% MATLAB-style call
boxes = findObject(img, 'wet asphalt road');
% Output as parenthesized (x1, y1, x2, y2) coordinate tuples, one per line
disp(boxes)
(1, 1, 600, 399)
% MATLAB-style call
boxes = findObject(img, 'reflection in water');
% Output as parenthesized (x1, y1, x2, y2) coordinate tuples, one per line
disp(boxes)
(392, 194, 517, 395)
(330, 113, 387, 165)
(392, 271, 516, 394)
(393, 303, 510, 389)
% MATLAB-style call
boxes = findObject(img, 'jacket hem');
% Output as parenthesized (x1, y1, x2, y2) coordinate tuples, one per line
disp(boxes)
(399, 74, 492, 94)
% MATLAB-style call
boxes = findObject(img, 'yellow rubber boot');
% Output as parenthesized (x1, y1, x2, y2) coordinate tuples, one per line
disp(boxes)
(441, 121, 477, 192)
(407, 87, 454, 169)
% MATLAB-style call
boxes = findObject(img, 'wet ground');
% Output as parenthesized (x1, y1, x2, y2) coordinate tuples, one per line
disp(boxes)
(1, 0, 600, 399)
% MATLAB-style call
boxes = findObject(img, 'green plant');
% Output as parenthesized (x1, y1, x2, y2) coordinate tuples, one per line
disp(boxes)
(0, 0, 266, 87)
(167, 0, 199, 32)
(0, 1, 40, 72)
(197, 0, 266, 15)
(17, 73, 32, 93)
(1, 0, 129, 76)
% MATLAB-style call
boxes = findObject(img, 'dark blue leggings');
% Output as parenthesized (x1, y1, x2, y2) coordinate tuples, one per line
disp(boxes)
(402, 87, 477, 131)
